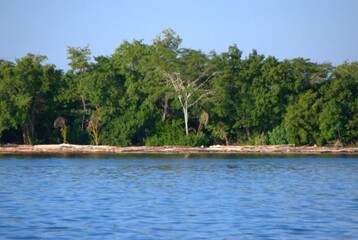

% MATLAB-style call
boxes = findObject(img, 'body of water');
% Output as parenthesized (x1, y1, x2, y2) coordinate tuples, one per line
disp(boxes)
(0, 154, 357, 239)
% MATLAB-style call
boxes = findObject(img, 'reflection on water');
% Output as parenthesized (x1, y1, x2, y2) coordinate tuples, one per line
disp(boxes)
(0, 154, 357, 239)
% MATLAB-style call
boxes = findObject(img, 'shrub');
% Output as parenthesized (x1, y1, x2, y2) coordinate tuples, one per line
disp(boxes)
(145, 120, 210, 147)
(248, 132, 268, 145)
(268, 125, 289, 145)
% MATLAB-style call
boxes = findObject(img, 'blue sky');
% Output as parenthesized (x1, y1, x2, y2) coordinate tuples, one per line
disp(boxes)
(1, 0, 357, 70)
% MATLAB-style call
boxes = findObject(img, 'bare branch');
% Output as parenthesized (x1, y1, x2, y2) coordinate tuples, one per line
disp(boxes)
(191, 70, 209, 86)
(188, 90, 212, 108)
(158, 65, 215, 136)
(177, 95, 184, 108)
(193, 71, 217, 91)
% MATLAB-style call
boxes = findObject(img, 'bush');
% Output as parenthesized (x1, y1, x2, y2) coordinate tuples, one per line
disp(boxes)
(187, 132, 210, 147)
(248, 132, 268, 145)
(145, 120, 210, 147)
(268, 125, 289, 145)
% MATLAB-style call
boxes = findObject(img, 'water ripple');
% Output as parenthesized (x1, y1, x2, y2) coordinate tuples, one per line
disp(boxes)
(0, 155, 357, 239)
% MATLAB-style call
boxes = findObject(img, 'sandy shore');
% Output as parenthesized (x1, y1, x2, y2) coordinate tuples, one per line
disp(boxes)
(0, 144, 357, 154)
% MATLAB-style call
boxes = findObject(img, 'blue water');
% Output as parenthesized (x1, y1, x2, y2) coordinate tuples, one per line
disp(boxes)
(0, 154, 357, 239)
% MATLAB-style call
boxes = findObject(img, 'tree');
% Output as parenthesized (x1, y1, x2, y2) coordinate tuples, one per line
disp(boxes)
(1, 30, 356, 147)
(284, 90, 320, 145)
(108, 40, 159, 146)
(151, 29, 182, 122)
(161, 50, 214, 136)
(153, 30, 214, 137)
(211, 48, 265, 142)
(54, 116, 68, 144)
(87, 109, 102, 145)
(236, 50, 266, 141)
(67, 45, 92, 129)
(0, 54, 62, 144)
(335, 62, 358, 144)
(0, 60, 17, 138)
(197, 110, 209, 134)
(288, 58, 332, 92)
(209, 45, 242, 143)
(318, 62, 358, 145)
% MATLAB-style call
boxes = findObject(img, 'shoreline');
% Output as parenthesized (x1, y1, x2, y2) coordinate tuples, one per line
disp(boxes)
(0, 144, 358, 155)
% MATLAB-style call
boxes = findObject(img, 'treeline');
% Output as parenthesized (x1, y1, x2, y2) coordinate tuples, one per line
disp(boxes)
(0, 29, 357, 146)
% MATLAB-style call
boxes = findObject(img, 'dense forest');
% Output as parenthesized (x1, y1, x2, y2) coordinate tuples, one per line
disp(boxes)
(0, 30, 357, 147)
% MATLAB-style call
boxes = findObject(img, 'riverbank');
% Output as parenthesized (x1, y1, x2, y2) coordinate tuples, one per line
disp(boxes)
(0, 144, 358, 154)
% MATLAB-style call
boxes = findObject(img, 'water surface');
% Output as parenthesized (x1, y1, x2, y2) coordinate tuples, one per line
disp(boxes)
(0, 154, 357, 239)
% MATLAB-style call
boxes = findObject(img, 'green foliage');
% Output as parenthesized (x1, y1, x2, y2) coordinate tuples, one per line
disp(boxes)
(87, 109, 102, 145)
(284, 90, 320, 145)
(197, 111, 209, 133)
(67, 123, 89, 145)
(248, 132, 268, 145)
(318, 100, 344, 144)
(145, 120, 210, 147)
(207, 122, 229, 145)
(0, 61, 17, 135)
(61, 125, 68, 144)
(0, 54, 62, 144)
(145, 120, 185, 146)
(346, 113, 358, 145)
(268, 124, 289, 145)
(155, 32, 214, 137)
(317, 62, 358, 145)
(67, 45, 91, 72)
(1, 30, 357, 147)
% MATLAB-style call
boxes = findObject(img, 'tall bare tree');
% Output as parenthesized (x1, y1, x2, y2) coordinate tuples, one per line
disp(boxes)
(163, 67, 213, 136)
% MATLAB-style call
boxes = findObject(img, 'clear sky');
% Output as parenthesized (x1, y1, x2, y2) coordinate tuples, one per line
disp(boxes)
(1, 0, 357, 70)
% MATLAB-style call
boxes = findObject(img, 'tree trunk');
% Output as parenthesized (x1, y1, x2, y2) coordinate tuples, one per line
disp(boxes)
(23, 107, 36, 145)
(224, 136, 229, 146)
(184, 100, 189, 137)
(162, 94, 169, 121)
(80, 93, 87, 130)
(80, 74, 88, 130)
(246, 127, 251, 141)
(93, 127, 99, 146)
(22, 124, 32, 145)
(30, 106, 35, 143)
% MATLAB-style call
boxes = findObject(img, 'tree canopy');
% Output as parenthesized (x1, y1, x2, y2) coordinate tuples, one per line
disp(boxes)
(1, 29, 357, 146)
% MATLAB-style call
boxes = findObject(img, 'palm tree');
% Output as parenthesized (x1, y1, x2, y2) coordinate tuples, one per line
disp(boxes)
(87, 109, 102, 145)
(54, 116, 68, 144)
